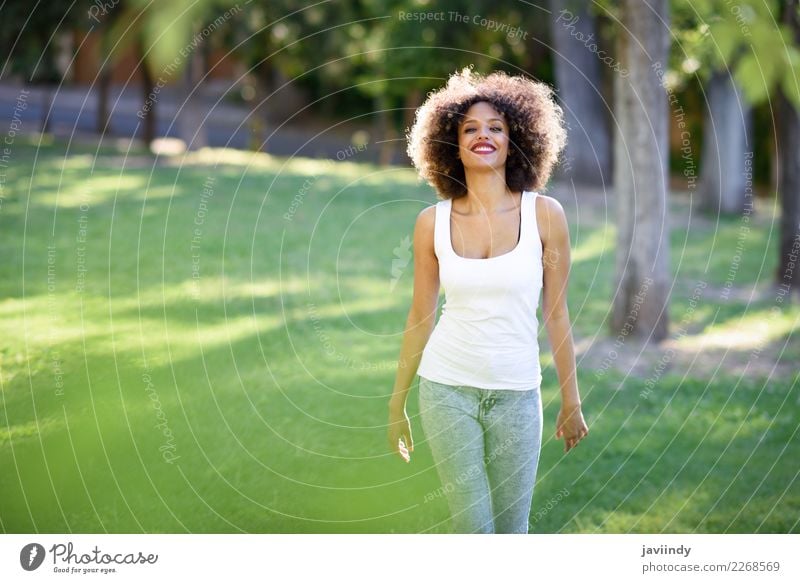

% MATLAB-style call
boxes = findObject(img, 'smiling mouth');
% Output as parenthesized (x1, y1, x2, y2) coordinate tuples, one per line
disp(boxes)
(471, 144, 496, 154)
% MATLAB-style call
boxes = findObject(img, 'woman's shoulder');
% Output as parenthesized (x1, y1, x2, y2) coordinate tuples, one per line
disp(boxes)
(414, 204, 437, 238)
(531, 193, 568, 245)
(416, 203, 437, 224)
(532, 192, 565, 215)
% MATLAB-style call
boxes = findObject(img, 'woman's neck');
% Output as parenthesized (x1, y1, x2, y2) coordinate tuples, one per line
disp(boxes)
(458, 170, 515, 214)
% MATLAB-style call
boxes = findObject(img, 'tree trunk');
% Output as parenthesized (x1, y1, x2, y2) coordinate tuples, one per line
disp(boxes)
(250, 60, 273, 153)
(549, 0, 612, 186)
(775, 88, 800, 297)
(137, 37, 156, 147)
(775, 0, 800, 299)
(178, 20, 208, 151)
(611, 0, 670, 341)
(40, 87, 54, 133)
(699, 69, 752, 215)
(403, 87, 423, 164)
(97, 63, 111, 134)
(374, 92, 395, 166)
(403, 87, 422, 133)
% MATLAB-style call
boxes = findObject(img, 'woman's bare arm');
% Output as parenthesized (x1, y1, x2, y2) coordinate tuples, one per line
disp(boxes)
(387, 206, 440, 460)
(538, 196, 588, 452)
(389, 205, 440, 406)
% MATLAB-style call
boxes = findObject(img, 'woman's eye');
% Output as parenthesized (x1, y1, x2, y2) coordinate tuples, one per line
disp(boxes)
(462, 126, 502, 133)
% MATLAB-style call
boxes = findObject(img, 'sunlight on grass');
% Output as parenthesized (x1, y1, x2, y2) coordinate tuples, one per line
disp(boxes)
(0, 417, 63, 447)
(0, 286, 284, 357)
(161, 146, 409, 181)
(677, 306, 800, 350)
(34, 172, 148, 208)
(572, 224, 614, 264)
(228, 278, 311, 298)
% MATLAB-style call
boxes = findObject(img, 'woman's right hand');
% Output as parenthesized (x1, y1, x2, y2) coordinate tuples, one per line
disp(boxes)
(387, 405, 414, 463)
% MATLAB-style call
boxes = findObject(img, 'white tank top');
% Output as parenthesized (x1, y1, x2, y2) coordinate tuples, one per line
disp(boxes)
(417, 190, 544, 391)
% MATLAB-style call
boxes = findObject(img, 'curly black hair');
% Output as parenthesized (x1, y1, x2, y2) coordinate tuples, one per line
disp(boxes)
(406, 67, 567, 199)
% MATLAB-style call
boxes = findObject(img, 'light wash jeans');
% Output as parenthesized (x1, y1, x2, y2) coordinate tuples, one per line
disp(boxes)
(418, 376, 543, 533)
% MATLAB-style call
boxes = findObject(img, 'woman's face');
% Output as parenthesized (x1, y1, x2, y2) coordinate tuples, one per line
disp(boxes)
(457, 101, 510, 172)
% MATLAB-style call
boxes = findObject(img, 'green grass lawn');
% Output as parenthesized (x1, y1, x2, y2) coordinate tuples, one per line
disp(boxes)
(1, 136, 798, 533)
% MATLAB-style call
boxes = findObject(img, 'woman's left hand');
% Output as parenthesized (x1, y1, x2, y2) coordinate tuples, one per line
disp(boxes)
(555, 403, 588, 453)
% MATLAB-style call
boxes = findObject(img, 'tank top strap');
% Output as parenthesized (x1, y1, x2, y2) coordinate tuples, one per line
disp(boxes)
(522, 190, 542, 256)
(433, 198, 453, 260)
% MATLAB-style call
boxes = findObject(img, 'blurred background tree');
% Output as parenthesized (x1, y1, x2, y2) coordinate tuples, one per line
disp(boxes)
(549, 0, 612, 187)
(0, 0, 82, 132)
(610, 0, 672, 341)
(671, 0, 800, 294)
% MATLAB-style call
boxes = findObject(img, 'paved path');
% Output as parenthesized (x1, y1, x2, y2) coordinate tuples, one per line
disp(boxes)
(0, 81, 403, 164)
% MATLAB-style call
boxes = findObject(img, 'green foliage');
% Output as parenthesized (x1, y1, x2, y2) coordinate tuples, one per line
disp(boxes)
(208, 0, 553, 127)
(672, 0, 800, 107)
(130, 0, 242, 72)
(0, 0, 82, 82)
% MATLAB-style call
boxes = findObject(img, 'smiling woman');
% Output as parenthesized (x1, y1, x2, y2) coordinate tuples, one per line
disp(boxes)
(388, 67, 588, 534)
(405, 66, 567, 200)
